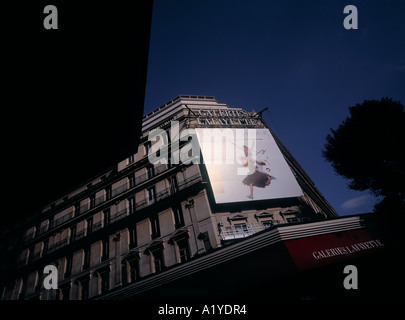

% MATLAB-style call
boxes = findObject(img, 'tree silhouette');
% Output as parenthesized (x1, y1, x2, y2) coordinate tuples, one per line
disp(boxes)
(323, 98, 405, 218)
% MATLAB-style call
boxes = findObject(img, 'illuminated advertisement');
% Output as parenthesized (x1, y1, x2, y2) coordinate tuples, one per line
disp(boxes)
(195, 128, 303, 204)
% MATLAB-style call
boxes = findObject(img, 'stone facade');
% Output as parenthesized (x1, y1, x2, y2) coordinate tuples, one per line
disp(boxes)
(0, 95, 337, 300)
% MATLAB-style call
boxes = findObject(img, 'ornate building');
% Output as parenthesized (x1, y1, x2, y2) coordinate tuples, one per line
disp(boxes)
(1, 95, 343, 300)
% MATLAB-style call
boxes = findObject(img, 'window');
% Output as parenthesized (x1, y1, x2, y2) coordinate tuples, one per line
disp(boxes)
(144, 141, 152, 156)
(83, 247, 90, 270)
(65, 255, 72, 278)
(43, 239, 49, 255)
(28, 245, 34, 262)
(168, 155, 175, 169)
(105, 185, 112, 200)
(128, 154, 135, 164)
(79, 279, 89, 300)
(122, 258, 139, 284)
(147, 186, 156, 204)
(200, 232, 212, 253)
(173, 205, 185, 228)
(60, 285, 70, 300)
(104, 208, 111, 227)
(74, 203, 80, 216)
(100, 271, 109, 294)
(70, 225, 76, 243)
(49, 216, 54, 229)
(129, 260, 139, 283)
(234, 223, 248, 233)
(19, 276, 27, 300)
(150, 214, 160, 239)
(86, 217, 93, 236)
(261, 220, 274, 229)
(121, 264, 128, 285)
(147, 165, 155, 179)
(176, 238, 190, 263)
(38, 222, 49, 235)
(102, 238, 109, 261)
(55, 288, 61, 300)
(128, 196, 135, 215)
(89, 194, 96, 208)
(35, 269, 43, 292)
(151, 248, 164, 273)
(168, 175, 178, 194)
(128, 173, 135, 188)
(129, 224, 137, 249)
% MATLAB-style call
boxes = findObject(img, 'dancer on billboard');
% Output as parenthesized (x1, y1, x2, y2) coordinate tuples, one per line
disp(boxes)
(232, 141, 276, 199)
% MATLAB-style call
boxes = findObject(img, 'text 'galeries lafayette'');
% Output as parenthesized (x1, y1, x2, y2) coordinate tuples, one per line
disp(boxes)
(312, 239, 384, 260)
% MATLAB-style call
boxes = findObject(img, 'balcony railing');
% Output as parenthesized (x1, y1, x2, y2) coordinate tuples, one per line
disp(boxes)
(52, 212, 73, 228)
(23, 233, 35, 243)
(75, 229, 86, 241)
(18, 172, 203, 262)
(112, 183, 128, 198)
(47, 238, 69, 254)
(37, 225, 49, 236)
(219, 222, 280, 240)
(16, 255, 28, 268)
(92, 221, 103, 233)
(134, 164, 167, 186)
(110, 208, 128, 224)
(29, 165, 173, 240)
(29, 250, 43, 263)
(219, 218, 311, 241)
(286, 217, 311, 224)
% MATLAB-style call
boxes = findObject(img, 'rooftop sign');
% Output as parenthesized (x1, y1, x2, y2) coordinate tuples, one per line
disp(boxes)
(192, 108, 259, 126)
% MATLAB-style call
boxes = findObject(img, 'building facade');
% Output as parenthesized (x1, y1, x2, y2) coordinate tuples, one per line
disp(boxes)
(0, 95, 339, 300)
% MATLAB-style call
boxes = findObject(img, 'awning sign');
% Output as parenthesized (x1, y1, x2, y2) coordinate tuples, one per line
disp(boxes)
(284, 228, 384, 271)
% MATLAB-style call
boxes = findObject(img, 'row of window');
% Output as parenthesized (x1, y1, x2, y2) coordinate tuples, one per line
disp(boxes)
(12, 233, 191, 300)
(18, 204, 186, 268)
(29, 135, 192, 244)
(24, 171, 182, 243)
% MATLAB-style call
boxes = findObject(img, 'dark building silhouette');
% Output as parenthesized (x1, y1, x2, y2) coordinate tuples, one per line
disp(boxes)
(2, 0, 154, 227)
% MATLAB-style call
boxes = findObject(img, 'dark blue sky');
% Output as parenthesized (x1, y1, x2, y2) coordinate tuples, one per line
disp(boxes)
(144, 0, 405, 216)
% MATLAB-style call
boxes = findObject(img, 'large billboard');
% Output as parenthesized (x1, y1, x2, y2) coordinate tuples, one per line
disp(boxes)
(196, 128, 303, 204)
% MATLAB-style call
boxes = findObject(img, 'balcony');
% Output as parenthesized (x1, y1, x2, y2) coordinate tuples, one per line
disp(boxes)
(37, 225, 49, 236)
(23, 232, 35, 243)
(110, 208, 128, 224)
(52, 212, 73, 228)
(47, 238, 69, 254)
(92, 221, 103, 233)
(219, 218, 311, 241)
(16, 255, 28, 268)
(219, 222, 281, 240)
(75, 229, 86, 241)
(17, 173, 203, 263)
(34, 165, 174, 238)
(29, 250, 43, 263)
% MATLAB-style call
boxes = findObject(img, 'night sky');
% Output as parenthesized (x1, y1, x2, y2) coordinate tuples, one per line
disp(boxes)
(144, 0, 405, 216)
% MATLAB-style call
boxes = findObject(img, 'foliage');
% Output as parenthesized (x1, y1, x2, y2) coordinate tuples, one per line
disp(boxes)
(323, 98, 405, 214)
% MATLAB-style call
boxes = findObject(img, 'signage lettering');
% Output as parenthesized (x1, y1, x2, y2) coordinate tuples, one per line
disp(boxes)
(194, 108, 257, 126)
(285, 229, 386, 271)
(312, 239, 384, 260)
